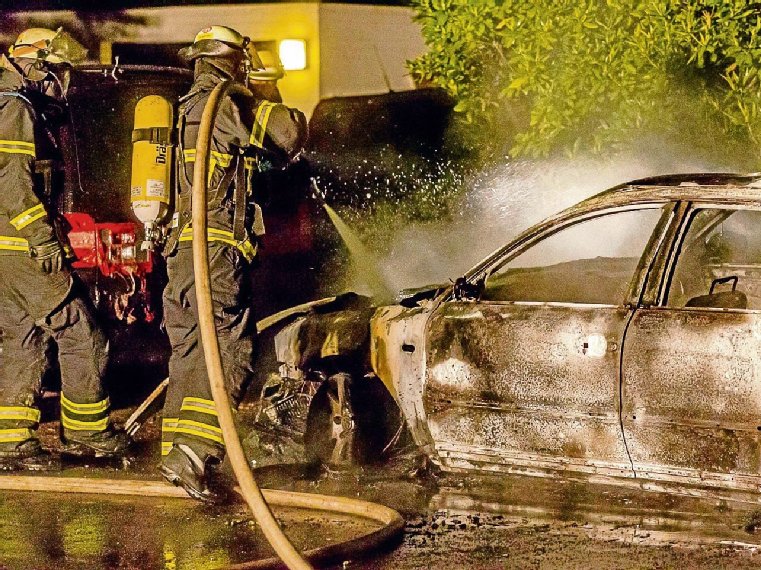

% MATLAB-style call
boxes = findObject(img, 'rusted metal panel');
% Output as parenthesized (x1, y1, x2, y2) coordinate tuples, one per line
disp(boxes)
(370, 304, 436, 454)
(623, 307, 761, 484)
(437, 445, 635, 480)
(423, 301, 633, 472)
(430, 409, 628, 464)
(272, 303, 375, 373)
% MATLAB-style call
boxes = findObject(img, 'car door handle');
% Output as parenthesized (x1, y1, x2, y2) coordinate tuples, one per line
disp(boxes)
(582, 334, 616, 356)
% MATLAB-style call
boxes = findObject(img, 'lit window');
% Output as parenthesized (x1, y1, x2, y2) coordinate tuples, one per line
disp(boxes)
(278, 39, 307, 71)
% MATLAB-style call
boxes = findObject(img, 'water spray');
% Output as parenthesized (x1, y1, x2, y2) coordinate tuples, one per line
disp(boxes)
(311, 178, 395, 302)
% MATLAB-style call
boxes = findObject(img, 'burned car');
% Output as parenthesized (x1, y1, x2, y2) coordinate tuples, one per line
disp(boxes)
(259, 172, 761, 497)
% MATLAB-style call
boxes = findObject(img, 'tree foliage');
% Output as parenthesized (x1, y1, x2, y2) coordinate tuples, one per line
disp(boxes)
(409, 0, 761, 164)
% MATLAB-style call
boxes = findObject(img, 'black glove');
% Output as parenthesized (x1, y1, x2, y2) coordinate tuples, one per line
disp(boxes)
(28, 239, 65, 274)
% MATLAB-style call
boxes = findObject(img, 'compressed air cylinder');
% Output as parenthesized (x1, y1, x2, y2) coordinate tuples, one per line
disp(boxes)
(130, 95, 173, 244)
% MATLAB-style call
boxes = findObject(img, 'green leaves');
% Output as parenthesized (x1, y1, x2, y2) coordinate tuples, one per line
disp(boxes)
(409, 0, 761, 165)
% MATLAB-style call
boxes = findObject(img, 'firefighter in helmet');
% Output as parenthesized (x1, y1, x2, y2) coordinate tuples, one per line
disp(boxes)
(159, 25, 307, 502)
(0, 28, 129, 471)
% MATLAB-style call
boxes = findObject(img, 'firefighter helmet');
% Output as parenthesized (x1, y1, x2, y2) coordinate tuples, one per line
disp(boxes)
(8, 27, 87, 65)
(178, 25, 264, 70)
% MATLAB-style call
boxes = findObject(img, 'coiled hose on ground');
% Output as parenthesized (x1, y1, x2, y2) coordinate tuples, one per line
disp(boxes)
(0, 79, 405, 569)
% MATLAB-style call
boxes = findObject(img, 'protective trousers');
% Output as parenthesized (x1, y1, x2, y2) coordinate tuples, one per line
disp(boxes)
(161, 244, 255, 464)
(0, 255, 110, 453)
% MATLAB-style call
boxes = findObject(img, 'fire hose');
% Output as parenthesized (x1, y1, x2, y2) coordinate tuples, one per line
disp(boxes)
(0, 80, 405, 568)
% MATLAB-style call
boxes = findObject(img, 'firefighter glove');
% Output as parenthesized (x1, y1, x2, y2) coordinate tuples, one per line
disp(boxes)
(28, 239, 65, 274)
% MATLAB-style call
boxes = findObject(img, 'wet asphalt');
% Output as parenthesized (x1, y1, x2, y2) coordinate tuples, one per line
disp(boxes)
(1, 408, 761, 569)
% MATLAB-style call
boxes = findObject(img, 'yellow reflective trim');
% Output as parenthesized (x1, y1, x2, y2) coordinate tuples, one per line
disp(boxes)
(61, 413, 109, 431)
(0, 147, 35, 157)
(177, 419, 222, 434)
(60, 393, 109, 414)
(0, 139, 35, 148)
(10, 203, 45, 230)
(179, 233, 234, 247)
(250, 106, 265, 145)
(0, 236, 27, 242)
(182, 149, 233, 167)
(15, 210, 45, 230)
(213, 152, 232, 168)
(0, 140, 35, 158)
(236, 239, 257, 260)
(173, 427, 225, 446)
(209, 228, 234, 238)
(208, 157, 217, 185)
(183, 397, 216, 407)
(0, 235, 29, 252)
(181, 227, 235, 239)
(251, 102, 276, 148)
(181, 405, 219, 417)
(0, 428, 32, 442)
(0, 406, 41, 423)
(161, 441, 173, 456)
(178, 227, 257, 261)
(164, 544, 178, 570)
(258, 104, 275, 147)
(161, 421, 178, 434)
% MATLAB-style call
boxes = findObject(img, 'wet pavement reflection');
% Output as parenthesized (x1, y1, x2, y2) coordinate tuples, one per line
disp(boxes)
(3, 418, 761, 569)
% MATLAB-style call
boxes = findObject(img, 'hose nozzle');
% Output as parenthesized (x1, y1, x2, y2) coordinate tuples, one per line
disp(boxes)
(310, 177, 327, 204)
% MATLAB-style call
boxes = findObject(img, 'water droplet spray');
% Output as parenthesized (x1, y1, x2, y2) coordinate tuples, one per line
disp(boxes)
(311, 179, 394, 302)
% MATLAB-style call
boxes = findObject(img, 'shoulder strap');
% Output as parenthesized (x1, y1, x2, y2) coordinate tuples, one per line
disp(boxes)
(0, 90, 37, 121)
(232, 155, 247, 242)
(208, 153, 239, 209)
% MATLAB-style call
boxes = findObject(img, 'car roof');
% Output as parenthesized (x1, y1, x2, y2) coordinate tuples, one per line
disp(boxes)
(577, 172, 761, 213)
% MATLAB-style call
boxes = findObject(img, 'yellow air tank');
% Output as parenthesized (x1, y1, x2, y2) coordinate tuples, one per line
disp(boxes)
(130, 95, 173, 250)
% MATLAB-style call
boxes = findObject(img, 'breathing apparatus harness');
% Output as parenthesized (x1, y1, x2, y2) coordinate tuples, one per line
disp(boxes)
(163, 82, 258, 261)
(0, 79, 72, 260)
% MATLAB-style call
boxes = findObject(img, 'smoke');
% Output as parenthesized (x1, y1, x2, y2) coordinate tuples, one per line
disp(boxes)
(354, 148, 738, 295)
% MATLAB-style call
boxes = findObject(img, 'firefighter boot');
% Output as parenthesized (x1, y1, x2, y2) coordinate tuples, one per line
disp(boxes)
(159, 445, 229, 505)
(0, 439, 61, 472)
(60, 426, 131, 459)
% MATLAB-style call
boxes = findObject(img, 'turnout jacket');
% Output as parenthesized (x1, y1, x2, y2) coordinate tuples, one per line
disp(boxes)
(0, 65, 61, 255)
(173, 69, 308, 260)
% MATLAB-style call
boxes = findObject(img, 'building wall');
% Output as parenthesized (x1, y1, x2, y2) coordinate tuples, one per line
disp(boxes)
(127, 3, 321, 115)
(7, 3, 426, 116)
(319, 4, 425, 99)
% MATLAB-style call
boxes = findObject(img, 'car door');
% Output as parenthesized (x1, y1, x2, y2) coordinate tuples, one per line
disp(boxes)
(423, 204, 672, 478)
(622, 204, 761, 492)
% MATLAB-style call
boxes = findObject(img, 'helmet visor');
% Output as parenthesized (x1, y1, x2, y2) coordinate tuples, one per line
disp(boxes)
(48, 29, 87, 65)
(245, 43, 265, 72)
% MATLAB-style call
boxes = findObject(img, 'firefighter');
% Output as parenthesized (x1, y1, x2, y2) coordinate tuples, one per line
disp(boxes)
(159, 25, 307, 503)
(0, 28, 129, 471)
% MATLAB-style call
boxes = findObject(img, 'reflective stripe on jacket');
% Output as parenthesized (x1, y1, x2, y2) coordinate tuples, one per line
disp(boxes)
(0, 66, 58, 254)
(172, 69, 307, 257)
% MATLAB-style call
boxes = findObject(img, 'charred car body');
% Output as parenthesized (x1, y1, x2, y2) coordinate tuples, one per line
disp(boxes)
(267, 173, 761, 497)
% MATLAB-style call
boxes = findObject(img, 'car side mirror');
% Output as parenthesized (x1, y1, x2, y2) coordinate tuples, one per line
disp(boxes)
(453, 276, 483, 301)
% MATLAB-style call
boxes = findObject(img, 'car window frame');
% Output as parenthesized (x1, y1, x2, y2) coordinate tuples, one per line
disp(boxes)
(657, 202, 761, 313)
(460, 202, 676, 309)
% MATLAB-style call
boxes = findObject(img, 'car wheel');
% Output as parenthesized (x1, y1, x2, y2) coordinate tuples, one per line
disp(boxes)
(304, 372, 407, 467)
